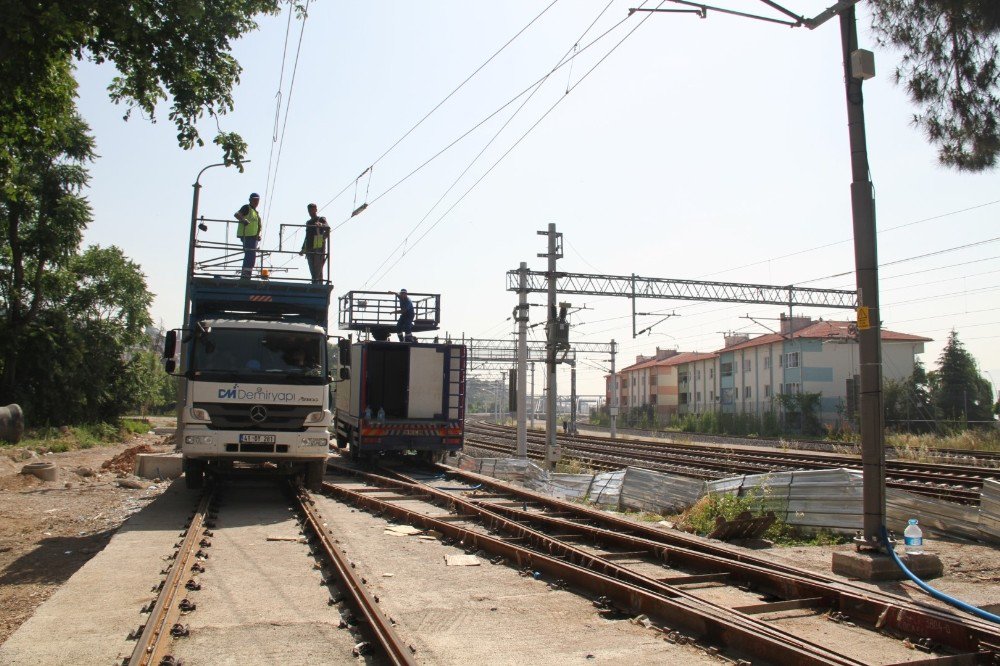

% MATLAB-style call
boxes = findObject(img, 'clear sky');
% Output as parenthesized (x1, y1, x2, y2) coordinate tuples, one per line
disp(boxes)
(73, 1, 1000, 399)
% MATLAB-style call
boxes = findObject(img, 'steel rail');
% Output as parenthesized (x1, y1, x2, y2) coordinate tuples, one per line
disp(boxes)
(421, 463, 1000, 656)
(128, 490, 214, 666)
(294, 487, 416, 666)
(467, 423, 989, 503)
(322, 465, 865, 665)
(465, 431, 982, 504)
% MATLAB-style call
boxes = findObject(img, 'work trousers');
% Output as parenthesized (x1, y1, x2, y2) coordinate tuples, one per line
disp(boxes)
(240, 236, 258, 278)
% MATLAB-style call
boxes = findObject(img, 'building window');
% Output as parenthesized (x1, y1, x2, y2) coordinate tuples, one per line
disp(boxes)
(764, 384, 771, 398)
(696, 391, 701, 402)
(721, 362, 733, 377)
(743, 359, 751, 372)
(763, 355, 770, 369)
(696, 370, 701, 380)
(783, 352, 799, 368)
(784, 382, 800, 394)
(709, 390, 714, 401)
(734, 387, 739, 399)
(709, 368, 715, 379)
(745, 387, 752, 400)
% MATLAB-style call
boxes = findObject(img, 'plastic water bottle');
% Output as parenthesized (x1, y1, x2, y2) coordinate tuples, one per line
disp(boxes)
(904, 519, 923, 555)
(377, 407, 385, 422)
(363, 406, 372, 421)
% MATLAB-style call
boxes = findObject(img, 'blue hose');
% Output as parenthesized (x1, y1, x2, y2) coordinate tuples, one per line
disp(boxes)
(879, 526, 1000, 624)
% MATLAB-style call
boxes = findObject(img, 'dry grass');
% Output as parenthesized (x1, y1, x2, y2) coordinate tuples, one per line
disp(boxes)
(887, 430, 1000, 464)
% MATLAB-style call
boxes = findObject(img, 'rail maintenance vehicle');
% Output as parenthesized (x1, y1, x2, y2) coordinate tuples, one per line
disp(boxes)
(334, 291, 466, 462)
(163, 208, 337, 490)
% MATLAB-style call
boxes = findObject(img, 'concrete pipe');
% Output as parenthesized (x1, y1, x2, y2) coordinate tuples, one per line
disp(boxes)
(0, 403, 24, 443)
(21, 461, 57, 482)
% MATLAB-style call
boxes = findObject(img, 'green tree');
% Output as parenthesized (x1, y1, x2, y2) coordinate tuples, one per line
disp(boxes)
(870, 1, 1000, 171)
(0, 0, 295, 167)
(883, 360, 934, 432)
(7, 246, 153, 424)
(930, 330, 994, 425)
(0, 61, 95, 402)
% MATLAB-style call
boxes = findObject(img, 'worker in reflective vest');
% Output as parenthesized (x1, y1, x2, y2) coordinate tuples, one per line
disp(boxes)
(234, 192, 262, 279)
(299, 203, 330, 284)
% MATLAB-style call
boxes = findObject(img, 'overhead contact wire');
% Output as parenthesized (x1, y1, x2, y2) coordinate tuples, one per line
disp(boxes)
(317, 0, 561, 214)
(367, 2, 664, 284)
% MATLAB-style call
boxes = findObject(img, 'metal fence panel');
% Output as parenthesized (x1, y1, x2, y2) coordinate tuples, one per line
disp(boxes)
(590, 470, 625, 509)
(886, 488, 981, 542)
(620, 466, 706, 514)
(979, 479, 1000, 542)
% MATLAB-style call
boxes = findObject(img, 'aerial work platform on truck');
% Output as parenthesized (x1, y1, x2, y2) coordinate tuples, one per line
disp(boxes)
(164, 206, 336, 490)
(338, 290, 440, 341)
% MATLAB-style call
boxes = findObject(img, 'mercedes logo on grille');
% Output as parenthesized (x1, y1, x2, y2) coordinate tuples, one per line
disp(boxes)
(249, 405, 268, 423)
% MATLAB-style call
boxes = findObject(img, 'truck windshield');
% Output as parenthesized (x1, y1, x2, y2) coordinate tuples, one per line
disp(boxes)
(190, 328, 326, 384)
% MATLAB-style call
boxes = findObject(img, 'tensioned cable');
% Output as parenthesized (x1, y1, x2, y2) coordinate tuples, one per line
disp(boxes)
(261, 4, 296, 226)
(260, 0, 311, 242)
(696, 198, 1000, 280)
(361, 0, 617, 286)
(365, 2, 664, 286)
(316, 0, 561, 214)
(327, 6, 642, 234)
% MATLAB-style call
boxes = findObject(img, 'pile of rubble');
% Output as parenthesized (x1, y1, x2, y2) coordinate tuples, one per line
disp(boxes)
(101, 444, 154, 476)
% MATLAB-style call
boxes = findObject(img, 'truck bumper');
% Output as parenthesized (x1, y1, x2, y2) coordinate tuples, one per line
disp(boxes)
(179, 425, 329, 461)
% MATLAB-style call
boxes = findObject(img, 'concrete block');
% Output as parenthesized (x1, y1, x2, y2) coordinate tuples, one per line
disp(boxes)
(135, 453, 184, 480)
(831, 550, 944, 581)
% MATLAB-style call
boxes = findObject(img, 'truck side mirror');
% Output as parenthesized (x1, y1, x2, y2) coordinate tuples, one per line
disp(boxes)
(164, 330, 177, 360)
(339, 367, 350, 380)
(338, 338, 350, 365)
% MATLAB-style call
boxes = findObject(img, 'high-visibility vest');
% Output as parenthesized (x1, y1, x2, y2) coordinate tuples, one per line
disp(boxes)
(312, 232, 325, 250)
(238, 207, 260, 238)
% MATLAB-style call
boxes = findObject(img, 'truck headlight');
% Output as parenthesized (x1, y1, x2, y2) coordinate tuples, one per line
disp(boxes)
(304, 410, 327, 424)
(190, 408, 210, 421)
(301, 437, 328, 447)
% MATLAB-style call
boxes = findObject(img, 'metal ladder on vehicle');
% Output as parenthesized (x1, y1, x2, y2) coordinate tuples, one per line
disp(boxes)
(447, 345, 466, 427)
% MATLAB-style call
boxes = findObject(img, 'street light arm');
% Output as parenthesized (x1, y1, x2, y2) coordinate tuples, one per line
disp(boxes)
(803, 0, 862, 30)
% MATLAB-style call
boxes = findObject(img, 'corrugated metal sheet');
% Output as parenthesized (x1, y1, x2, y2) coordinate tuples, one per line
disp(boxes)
(619, 467, 705, 514)
(979, 479, 1000, 542)
(886, 488, 981, 542)
(589, 470, 624, 509)
(706, 469, 864, 534)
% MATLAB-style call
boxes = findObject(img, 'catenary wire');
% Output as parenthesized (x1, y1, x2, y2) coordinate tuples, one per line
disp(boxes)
(261, 4, 296, 227)
(361, 0, 618, 286)
(365, 2, 664, 286)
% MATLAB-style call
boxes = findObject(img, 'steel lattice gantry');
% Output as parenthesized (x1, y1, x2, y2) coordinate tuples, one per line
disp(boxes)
(504, 270, 858, 309)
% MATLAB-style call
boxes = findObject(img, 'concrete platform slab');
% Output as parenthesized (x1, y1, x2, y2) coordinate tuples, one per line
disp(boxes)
(135, 453, 184, 480)
(832, 551, 944, 581)
(0, 481, 198, 664)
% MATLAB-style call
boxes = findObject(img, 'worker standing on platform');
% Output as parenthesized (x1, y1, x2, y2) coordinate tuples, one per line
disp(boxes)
(234, 192, 261, 279)
(299, 203, 329, 284)
(389, 289, 415, 342)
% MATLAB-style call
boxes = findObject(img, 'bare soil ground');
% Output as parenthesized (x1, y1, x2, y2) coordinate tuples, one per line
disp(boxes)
(0, 433, 173, 645)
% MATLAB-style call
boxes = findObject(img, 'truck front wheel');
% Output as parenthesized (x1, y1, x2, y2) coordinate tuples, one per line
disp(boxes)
(184, 459, 204, 490)
(305, 459, 326, 491)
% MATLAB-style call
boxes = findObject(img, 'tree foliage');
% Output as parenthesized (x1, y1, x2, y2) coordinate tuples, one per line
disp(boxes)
(870, 0, 1000, 170)
(929, 330, 994, 425)
(883, 360, 935, 432)
(0, 0, 291, 166)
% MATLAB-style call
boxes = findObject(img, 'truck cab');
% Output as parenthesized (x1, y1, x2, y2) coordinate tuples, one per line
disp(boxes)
(165, 210, 334, 489)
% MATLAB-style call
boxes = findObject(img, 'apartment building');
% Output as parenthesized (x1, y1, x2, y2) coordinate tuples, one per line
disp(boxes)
(606, 314, 930, 424)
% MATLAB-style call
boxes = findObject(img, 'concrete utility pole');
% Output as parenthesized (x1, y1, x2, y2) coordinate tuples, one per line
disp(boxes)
(570, 363, 577, 435)
(839, 7, 886, 550)
(516, 263, 529, 458)
(530, 363, 536, 428)
(610, 339, 618, 439)
(540, 223, 562, 468)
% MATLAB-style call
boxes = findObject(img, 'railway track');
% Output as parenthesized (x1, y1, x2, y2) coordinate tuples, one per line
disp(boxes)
(467, 422, 996, 504)
(125, 480, 414, 666)
(591, 424, 1000, 468)
(323, 459, 1000, 665)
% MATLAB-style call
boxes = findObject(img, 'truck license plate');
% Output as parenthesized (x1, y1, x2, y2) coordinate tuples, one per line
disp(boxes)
(239, 434, 276, 444)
